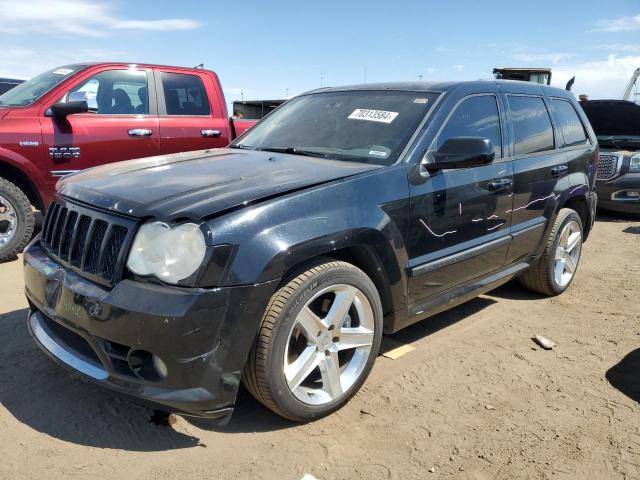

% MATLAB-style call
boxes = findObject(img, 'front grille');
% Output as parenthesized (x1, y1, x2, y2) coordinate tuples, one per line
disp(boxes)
(40, 200, 136, 287)
(597, 154, 619, 180)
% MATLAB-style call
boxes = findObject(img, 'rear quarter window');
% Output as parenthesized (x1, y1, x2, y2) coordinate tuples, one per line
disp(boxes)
(552, 99, 589, 147)
(508, 95, 555, 155)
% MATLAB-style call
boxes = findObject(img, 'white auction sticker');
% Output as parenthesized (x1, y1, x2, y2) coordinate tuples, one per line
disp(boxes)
(53, 68, 74, 75)
(348, 109, 399, 124)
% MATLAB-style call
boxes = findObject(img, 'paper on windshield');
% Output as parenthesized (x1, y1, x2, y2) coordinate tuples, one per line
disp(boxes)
(348, 109, 399, 124)
(52, 68, 74, 75)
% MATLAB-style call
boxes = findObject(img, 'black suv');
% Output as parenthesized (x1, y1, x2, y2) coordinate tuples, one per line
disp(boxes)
(23, 81, 597, 423)
(581, 100, 640, 215)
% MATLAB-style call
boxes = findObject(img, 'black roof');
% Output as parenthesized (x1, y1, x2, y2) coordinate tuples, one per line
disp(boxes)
(306, 80, 571, 97)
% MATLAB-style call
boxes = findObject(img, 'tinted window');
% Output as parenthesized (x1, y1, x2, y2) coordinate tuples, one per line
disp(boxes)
(508, 96, 555, 155)
(233, 91, 438, 166)
(161, 72, 210, 115)
(436, 95, 502, 158)
(64, 70, 148, 114)
(552, 99, 588, 147)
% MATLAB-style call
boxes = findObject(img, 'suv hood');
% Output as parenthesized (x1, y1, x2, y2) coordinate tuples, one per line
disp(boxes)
(58, 148, 380, 220)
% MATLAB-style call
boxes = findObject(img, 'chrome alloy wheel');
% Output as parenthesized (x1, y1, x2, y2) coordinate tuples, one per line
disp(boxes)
(554, 220, 582, 288)
(0, 194, 17, 248)
(284, 284, 375, 406)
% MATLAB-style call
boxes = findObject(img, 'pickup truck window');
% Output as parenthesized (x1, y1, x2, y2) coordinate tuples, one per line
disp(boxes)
(160, 72, 210, 116)
(434, 95, 502, 158)
(551, 99, 588, 147)
(232, 91, 438, 166)
(63, 70, 148, 115)
(0, 65, 87, 107)
(508, 95, 555, 155)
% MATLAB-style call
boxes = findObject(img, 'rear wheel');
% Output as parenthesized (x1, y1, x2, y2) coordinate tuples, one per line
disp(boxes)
(0, 178, 34, 262)
(519, 208, 583, 296)
(243, 261, 383, 422)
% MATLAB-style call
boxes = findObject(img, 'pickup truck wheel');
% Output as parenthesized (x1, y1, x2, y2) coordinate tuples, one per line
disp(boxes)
(519, 208, 583, 296)
(0, 178, 34, 262)
(243, 261, 383, 422)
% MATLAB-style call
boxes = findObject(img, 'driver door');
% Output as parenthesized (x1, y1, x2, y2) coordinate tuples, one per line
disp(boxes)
(40, 67, 160, 179)
(405, 92, 513, 306)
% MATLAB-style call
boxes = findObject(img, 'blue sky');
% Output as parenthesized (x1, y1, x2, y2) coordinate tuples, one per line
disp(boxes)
(1, 0, 639, 106)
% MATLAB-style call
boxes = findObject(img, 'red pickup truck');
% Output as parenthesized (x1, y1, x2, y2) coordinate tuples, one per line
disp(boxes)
(0, 62, 256, 260)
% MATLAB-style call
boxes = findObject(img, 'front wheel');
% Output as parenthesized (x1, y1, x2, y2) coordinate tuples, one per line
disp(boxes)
(0, 178, 35, 262)
(243, 261, 383, 422)
(519, 208, 583, 296)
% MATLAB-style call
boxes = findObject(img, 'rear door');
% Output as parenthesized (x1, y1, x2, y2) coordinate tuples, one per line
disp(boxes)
(406, 90, 513, 305)
(155, 70, 232, 154)
(40, 67, 160, 178)
(503, 92, 569, 263)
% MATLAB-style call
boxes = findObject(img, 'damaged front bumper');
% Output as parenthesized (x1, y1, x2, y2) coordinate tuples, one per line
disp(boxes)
(23, 240, 277, 424)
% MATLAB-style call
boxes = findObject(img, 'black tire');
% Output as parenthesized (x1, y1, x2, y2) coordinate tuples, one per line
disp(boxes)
(519, 208, 583, 296)
(0, 177, 34, 262)
(243, 260, 383, 422)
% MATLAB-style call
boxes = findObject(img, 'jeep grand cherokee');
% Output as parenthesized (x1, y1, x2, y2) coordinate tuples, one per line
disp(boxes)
(24, 80, 597, 423)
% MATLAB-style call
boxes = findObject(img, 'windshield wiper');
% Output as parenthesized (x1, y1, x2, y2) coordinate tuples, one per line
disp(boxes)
(228, 144, 254, 150)
(255, 147, 329, 158)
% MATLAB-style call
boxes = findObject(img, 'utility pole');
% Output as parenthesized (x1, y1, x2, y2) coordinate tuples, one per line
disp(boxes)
(240, 89, 244, 101)
(364, 65, 367, 83)
(417, 74, 424, 81)
(285, 88, 289, 98)
(320, 71, 324, 88)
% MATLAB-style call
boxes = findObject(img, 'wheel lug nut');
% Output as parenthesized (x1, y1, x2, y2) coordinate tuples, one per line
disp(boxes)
(332, 337, 339, 343)
(325, 350, 330, 356)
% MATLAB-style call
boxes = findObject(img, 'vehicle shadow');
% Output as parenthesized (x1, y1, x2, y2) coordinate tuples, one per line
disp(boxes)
(606, 349, 640, 404)
(2, 292, 503, 440)
(623, 226, 640, 235)
(596, 212, 639, 222)
(0, 307, 205, 451)
(484, 280, 547, 301)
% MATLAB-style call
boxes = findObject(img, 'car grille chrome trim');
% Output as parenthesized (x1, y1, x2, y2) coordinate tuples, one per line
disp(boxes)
(40, 199, 136, 287)
(597, 154, 621, 180)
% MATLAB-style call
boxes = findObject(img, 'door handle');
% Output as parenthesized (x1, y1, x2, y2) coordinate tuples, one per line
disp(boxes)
(551, 165, 568, 178)
(488, 178, 512, 193)
(128, 128, 152, 137)
(201, 129, 221, 138)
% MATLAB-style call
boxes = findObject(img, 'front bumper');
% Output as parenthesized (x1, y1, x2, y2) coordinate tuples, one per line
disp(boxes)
(596, 173, 640, 215)
(24, 241, 278, 423)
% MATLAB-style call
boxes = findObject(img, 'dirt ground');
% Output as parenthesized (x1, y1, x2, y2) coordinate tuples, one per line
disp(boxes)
(0, 214, 638, 480)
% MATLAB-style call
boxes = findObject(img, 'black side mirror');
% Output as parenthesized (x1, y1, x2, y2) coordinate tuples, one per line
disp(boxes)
(46, 101, 89, 118)
(427, 136, 495, 171)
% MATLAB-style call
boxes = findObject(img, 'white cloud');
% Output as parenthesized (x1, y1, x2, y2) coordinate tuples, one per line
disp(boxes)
(426, 67, 436, 73)
(594, 14, 640, 32)
(597, 43, 640, 54)
(551, 54, 640, 99)
(0, 47, 127, 78)
(511, 52, 573, 65)
(0, 0, 200, 37)
(452, 65, 464, 72)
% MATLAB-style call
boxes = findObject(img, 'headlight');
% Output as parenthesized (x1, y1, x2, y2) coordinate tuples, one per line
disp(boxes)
(126, 222, 207, 284)
(630, 153, 640, 173)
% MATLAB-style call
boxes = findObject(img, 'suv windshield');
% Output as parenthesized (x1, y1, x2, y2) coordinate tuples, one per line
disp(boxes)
(0, 65, 87, 107)
(232, 90, 438, 166)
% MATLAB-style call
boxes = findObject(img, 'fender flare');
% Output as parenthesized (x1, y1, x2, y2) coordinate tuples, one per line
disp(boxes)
(0, 147, 51, 207)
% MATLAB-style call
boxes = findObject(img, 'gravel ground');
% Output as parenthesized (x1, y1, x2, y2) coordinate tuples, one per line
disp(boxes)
(0, 214, 638, 480)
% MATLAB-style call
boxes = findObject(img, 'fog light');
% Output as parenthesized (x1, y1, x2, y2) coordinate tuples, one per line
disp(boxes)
(152, 354, 168, 378)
